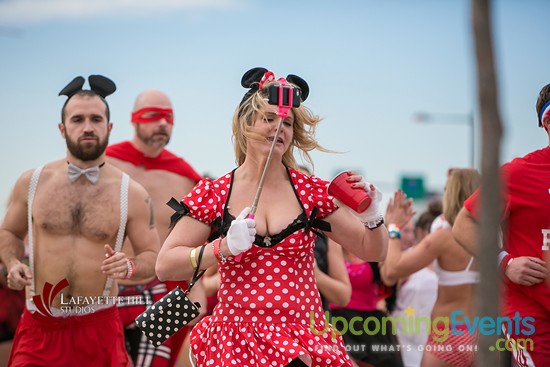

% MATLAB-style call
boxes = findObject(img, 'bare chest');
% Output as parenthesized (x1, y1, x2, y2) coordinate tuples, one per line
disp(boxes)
(32, 181, 120, 241)
(112, 161, 196, 238)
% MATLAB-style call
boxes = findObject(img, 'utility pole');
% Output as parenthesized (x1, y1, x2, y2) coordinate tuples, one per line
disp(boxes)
(472, 0, 503, 365)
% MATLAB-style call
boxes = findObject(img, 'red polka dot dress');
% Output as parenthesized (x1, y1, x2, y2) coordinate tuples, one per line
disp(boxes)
(183, 168, 352, 367)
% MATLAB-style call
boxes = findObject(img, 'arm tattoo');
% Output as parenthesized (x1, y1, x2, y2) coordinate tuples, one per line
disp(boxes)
(146, 196, 155, 229)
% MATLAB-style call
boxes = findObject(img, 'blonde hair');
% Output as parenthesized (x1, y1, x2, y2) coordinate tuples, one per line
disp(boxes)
(232, 82, 332, 169)
(443, 168, 481, 225)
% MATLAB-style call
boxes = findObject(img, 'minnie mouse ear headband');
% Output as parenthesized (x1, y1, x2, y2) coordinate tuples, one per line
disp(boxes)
(239, 67, 310, 107)
(59, 75, 117, 99)
(59, 75, 116, 121)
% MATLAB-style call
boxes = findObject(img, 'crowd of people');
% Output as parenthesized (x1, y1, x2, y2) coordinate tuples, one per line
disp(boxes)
(0, 70, 549, 367)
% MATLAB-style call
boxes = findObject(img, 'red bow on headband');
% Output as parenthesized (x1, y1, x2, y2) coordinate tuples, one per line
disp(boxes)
(258, 71, 275, 90)
(131, 107, 174, 124)
(258, 70, 291, 91)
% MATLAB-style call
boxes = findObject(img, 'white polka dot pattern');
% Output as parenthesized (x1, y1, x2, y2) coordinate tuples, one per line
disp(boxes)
(135, 286, 200, 347)
(182, 169, 350, 366)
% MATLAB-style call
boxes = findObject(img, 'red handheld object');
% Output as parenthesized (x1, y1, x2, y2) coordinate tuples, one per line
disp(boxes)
(327, 172, 372, 213)
(275, 84, 292, 119)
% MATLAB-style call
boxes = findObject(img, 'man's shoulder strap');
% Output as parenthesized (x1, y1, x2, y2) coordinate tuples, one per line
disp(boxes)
(103, 172, 130, 297)
(27, 165, 45, 297)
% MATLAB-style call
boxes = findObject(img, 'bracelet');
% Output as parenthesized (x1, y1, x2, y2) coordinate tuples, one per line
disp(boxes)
(212, 238, 226, 264)
(190, 247, 198, 270)
(387, 223, 401, 239)
(364, 214, 384, 230)
(125, 259, 136, 279)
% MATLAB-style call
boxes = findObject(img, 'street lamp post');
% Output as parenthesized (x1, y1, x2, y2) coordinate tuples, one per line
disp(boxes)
(414, 111, 475, 168)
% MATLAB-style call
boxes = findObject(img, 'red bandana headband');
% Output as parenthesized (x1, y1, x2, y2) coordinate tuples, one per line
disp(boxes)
(131, 107, 174, 124)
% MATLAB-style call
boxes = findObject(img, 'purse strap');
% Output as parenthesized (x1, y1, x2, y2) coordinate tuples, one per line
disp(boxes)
(185, 244, 207, 295)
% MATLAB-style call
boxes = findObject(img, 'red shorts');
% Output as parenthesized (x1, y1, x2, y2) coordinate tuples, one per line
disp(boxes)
(425, 322, 477, 367)
(0, 284, 25, 341)
(502, 313, 550, 367)
(9, 306, 129, 367)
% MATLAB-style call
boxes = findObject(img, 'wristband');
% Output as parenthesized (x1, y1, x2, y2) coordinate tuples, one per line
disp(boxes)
(190, 247, 198, 270)
(125, 259, 136, 279)
(388, 224, 401, 239)
(500, 254, 513, 276)
(212, 238, 226, 264)
(497, 250, 509, 267)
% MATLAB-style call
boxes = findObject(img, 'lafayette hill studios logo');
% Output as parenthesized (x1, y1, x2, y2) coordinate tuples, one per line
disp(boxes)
(31, 278, 69, 321)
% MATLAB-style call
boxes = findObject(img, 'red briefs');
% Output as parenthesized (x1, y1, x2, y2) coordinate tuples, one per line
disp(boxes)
(9, 306, 129, 367)
(425, 322, 477, 367)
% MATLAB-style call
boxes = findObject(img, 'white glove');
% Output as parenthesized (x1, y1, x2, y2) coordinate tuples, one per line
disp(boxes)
(335, 179, 383, 225)
(358, 180, 383, 223)
(227, 207, 256, 256)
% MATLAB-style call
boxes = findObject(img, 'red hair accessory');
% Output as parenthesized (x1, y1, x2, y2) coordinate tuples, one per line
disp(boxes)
(258, 71, 275, 90)
(239, 67, 310, 108)
(131, 107, 174, 124)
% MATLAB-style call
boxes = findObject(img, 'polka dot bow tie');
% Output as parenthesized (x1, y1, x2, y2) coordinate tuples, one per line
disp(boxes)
(67, 162, 104, 184)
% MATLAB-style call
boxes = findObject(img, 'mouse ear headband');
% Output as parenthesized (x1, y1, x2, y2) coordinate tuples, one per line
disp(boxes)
(238, 67, 309, 107)
(58, 75, 117, 98)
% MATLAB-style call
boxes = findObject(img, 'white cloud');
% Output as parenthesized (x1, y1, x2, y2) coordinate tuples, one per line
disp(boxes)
(0, 0, 236, 24)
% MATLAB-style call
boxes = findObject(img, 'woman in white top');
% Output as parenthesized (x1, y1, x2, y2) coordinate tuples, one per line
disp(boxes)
(381, 169, 481, 367)
(388, 201, 442, 367)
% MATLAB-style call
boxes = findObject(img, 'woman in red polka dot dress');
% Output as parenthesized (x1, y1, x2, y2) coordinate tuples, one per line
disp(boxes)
(157, 67, 409, 367)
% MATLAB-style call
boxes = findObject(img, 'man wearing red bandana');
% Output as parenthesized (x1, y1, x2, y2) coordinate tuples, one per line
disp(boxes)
(106, 90, 205, 367)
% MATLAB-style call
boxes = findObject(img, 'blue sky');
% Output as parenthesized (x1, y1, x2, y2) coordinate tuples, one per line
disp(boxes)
(0, 0, 548, 217)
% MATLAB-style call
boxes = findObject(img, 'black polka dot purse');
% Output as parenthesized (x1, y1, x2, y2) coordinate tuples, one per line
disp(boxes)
(135, 245, 206, 347)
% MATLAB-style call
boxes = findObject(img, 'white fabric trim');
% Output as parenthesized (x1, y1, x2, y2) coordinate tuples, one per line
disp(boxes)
(27, 165, 45, 297)
(103, 173, 130, 297)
